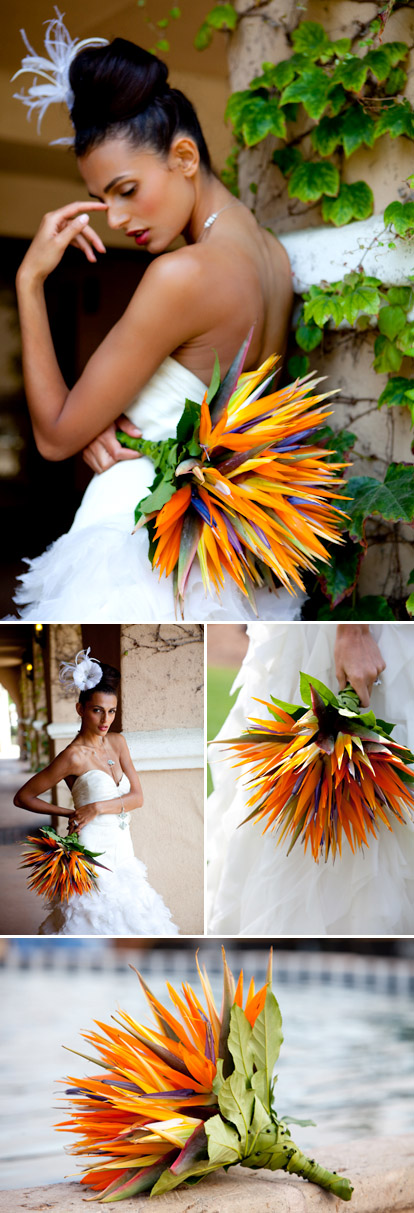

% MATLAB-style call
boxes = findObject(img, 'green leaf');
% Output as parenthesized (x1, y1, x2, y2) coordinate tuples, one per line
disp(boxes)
(194, 21, 212, 50)
(378, 377, 414, 425)
(340, 105, 376, 157)
(205, 1114, 241, 1167)
(373, 334, 403, 373)
(176, 398, 200, 446)
(291, 21, 330, 61)
(207, 353, 221, 404)
(288, 159, 339, 202)
(304, 292, 343, 327)
(406, 592, 414, 615)
(322, 181, 373, 226)
(384, 65, 407, 96)
(206, 4, 237, 31)
(365, 46, 397, 82)
(227, 1004, 253, 1080)
(157, 17, 169, 28)
(375, 99, 414, 142)
(300, 671, 339, 708)
(316, 423, 357, 460)
(332, 56, 368, 92)
(272, 146, 303, 176)
(152, 1159, 220, 1197)
(237, 96, 287, 145)
(287, 354, 310, 377)
(317, 596, 397, 621)
(378, 305, 407, 341)
(311, 114, 343, 156)
(384, 200, 414, 236)
(331, 37, 352, 57)
(218, 1072, 255, 1148)
(136, 475, 176, 518)
(170, 7, 181, 18)
(156, 39, 169, 51)
(270, 59, 296, 90)
(396, 322, 414, 355)
(387, 287, 412, 308)
(328, 84, 348, 115)
(318, 539, 363, 606)
(296, 320, 323, 351)
(281, 1116, 317, 1128)
(346, 462, 414, 542)
(280, 68, 332, 121)
(250, 1069, 269, 1109)
(339, 277, 380, 323)
(251, 991, 283, 1103)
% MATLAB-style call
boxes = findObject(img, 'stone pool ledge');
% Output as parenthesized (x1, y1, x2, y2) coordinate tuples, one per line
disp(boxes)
(1, 1136, 413, 1213)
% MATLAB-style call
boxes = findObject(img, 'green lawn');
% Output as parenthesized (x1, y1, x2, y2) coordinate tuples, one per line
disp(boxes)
(207, 664, 241, 796)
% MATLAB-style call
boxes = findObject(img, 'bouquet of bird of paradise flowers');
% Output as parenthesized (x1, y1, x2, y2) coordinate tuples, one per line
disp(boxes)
(20, 827, 110, 901)
(117, 332, 347, 615)
(220, 675, 414, 863)
(57, 948, 353, 1202)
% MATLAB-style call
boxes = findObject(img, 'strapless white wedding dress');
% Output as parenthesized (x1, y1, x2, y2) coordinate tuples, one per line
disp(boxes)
(39, 770, 178, 936)
(208, 623, 414, 936)
(14, 357, 304, 623)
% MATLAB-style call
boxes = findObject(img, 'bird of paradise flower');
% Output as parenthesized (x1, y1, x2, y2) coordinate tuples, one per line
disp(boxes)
(58, 948, 353, 1201)
(220, 675, 414, 862)
(117, 332, 348, 614)
(20, 827, 110, 901)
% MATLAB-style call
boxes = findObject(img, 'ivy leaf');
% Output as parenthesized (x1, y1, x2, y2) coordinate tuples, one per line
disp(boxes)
(225, 90, 251, 127)
(288, 159, 339, 202)
(296, 320, 323, 351)
(406, 593, 414, 616)
(384, 65, 407, 96)
(378, 305, 407, 341)
(251, 991, 283, 1105)
(387, 286, 413, 308)
(331, 37, 352, 57)
(238, 96, 287, 145)
(373, 335, 403, 373)
(205, 1115, 242, 1167)
(287, 354, 310, 377)
(316, 424, 357, 461)
(280, 68, 332, 121)
(328, 84, 348, 115)
(270, 59, 296, 90)
(311, 114, 343, 156)
(384, 200, 414, 236)
(218, 1073, 255, 1149)
(378, 376, 414, 424)
(346, 462, 414, 542)
(227, 1004, 253, 1080)
(339, 276, 380, 323)
(318, 538, 363, 606)
(375, 99, 414, 142)
(317, 596, 397, 621)
(340, 105, 376, 157)
(291, 21, 330, 61)
(396, 322, 414, 356)
(272, 146, 303, 176)
(303, 293, 344, 326)
(331, 56, 369, 93)
(322, 181, 373, 226)
(365, 46, 398, 82)
(205, 4, 237, 31)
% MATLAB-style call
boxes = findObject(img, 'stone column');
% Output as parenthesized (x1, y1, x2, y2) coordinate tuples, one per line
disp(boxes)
(120, 624, 204, 935)
(47, 625, 82, 813)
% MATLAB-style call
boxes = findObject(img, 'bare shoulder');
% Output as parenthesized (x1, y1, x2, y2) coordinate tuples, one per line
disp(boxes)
(138, 246, 205, 299)
(62, 741, 85, 773)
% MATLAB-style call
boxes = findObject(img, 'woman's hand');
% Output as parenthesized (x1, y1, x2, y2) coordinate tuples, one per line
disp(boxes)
(16, 201, 107, 284)
(334, 624, 386, 707)
(69, 802, 99, 832)
(82, 415, 143, 474)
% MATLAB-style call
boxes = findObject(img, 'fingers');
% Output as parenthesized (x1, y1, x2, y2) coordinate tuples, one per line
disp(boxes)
(116, 414, 142, 438)
(72, 232, 97, 263)
(50, 200, 108, 221)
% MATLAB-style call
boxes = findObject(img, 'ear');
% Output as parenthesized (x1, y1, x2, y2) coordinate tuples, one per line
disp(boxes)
(75, 702, 83, 719)
(168, 135, 200, 178)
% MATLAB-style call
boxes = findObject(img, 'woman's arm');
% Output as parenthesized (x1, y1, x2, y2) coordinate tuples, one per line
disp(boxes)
(13, 748, 78, 817)
(69, 736, 144, 830)
(16, 205, 215, 461)
(334, 624, 386, 707)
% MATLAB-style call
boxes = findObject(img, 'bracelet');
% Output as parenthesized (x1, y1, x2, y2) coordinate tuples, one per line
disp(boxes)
(118, 798, 128, 830)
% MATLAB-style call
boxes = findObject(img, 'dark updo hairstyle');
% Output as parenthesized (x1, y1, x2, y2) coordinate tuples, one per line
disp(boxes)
(69, 39, 211, 170)
(78, 662, 120, 706)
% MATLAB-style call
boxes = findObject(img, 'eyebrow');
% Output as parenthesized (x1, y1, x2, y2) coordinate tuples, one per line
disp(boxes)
(88, 173, 131, 200)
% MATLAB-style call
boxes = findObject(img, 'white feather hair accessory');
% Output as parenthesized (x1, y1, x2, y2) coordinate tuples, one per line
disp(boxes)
(59, 648, 103, 692)
(12, 7, 109, 136)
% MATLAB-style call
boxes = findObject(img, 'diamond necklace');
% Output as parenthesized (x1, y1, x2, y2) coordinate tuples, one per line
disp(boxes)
(198, 200, 241, 240)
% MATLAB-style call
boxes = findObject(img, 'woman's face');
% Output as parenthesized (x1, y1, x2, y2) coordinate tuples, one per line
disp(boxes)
(77, 691, 117, 737)
(78, 135, 198, 253)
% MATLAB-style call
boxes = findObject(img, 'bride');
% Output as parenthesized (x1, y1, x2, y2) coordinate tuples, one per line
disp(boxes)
(14, 648, 178, 935)
(208, 622, 414, 936)
(11, 13, 298, 623)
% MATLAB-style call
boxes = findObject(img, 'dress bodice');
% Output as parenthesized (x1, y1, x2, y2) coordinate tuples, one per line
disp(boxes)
(125, 356, 207, 440)
(71, 769, 130, 809)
